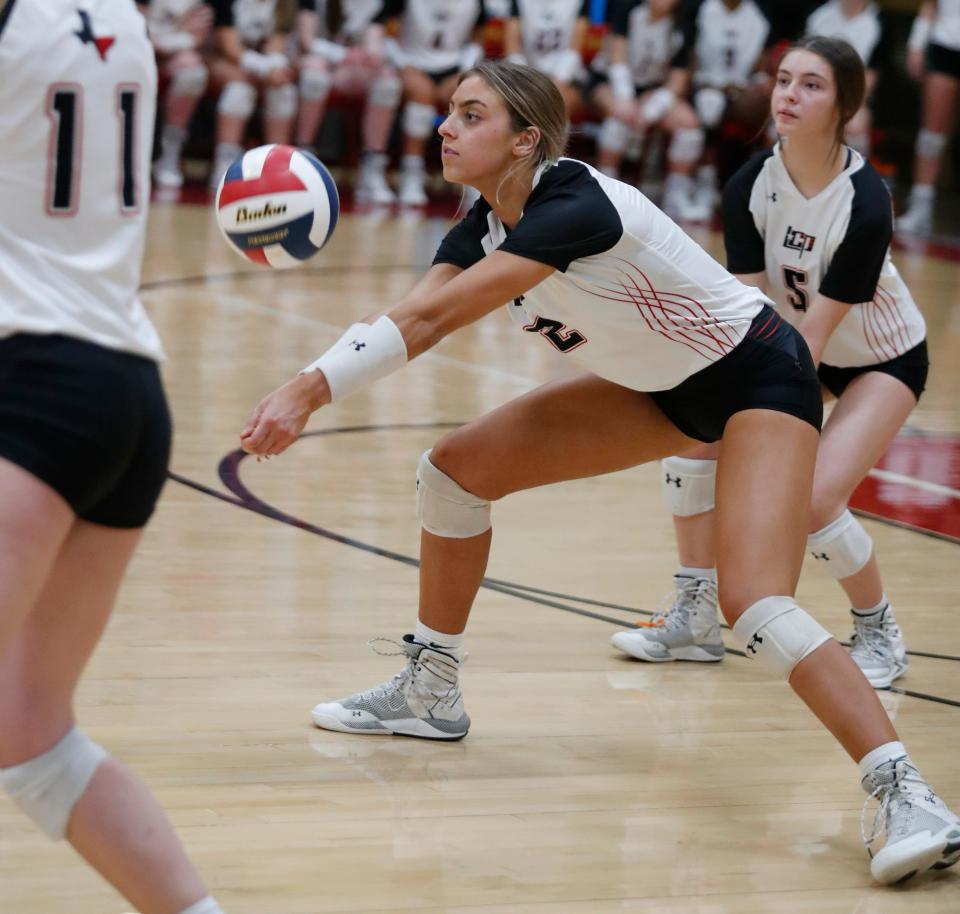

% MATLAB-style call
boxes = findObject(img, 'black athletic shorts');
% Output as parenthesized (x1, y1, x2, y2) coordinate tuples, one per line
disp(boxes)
(926, 42, 960, 80)
(818, 339, 929, 402)
(425, 65, 460, 85)
(650, 306, 823, 443)
(0, 333, 172, 528)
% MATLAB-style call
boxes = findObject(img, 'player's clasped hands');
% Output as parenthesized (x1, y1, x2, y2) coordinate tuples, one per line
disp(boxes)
(240, 370, 330, 457)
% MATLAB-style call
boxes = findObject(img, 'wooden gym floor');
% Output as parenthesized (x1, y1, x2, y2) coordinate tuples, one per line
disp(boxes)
(1, 199, 958, 913)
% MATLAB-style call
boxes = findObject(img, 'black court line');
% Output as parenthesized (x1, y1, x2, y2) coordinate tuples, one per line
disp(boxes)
(165, 424, 960, 710)
(140, 263, 422, 293)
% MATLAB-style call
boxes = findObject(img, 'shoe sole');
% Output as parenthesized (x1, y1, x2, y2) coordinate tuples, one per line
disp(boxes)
(311, 709, 468, 741)
(610, 633, 724, 663)
(863, 659, 909, 690)
(871, 825, 960, 884)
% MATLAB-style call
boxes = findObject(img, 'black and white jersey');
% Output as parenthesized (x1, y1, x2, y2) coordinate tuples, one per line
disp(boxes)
(0, 0, 162, 360)
(609, 0, 687, 88)
(212, 0, 278, 47)
(433, 159, 768, 391)
(932, 0, 960, 50)
(687, 0, 770, 89)
(386, 0, 485, 73)
(297, 0, 386, 45)
(722, 145, 925, 368)
(510, 0, 588, 70)
(805, 1, 884, 68)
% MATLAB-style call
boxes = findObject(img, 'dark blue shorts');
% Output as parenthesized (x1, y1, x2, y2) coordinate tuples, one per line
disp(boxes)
(818, 339, 929, 403)
(0, 333, 171, 528)
(650, 306, 823, 443)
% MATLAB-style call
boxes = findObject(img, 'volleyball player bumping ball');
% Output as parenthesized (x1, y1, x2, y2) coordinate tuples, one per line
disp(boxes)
(0, 2, 224, 913)
(241, 60, 960, 885)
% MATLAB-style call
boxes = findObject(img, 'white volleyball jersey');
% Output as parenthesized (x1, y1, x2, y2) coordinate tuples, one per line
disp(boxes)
(689, 0, 770, 89)
(0, 0, 163, 361)
(610, 0, 687, 88)
(298, 0, 385, 44)
(389, 0, 485, 72)
(212, 0, 278, 47)
(932, 0, 960, 50)
(434, 159, 769, 392)
(510, 0, 588, 70)
(805, 1, 883, 67)
(722, 146, 925, 368)
(143, 0, 205, 51)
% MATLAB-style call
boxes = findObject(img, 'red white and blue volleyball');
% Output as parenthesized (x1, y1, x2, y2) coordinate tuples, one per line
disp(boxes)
(215, 144, 339, 269)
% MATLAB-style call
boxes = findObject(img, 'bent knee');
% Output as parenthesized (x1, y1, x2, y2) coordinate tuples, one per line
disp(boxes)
(428, 432, 503, 502)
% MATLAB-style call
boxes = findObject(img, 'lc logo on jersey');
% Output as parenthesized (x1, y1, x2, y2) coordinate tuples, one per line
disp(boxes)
(783, 225, 816, 255)
(74, 9, 115, 62)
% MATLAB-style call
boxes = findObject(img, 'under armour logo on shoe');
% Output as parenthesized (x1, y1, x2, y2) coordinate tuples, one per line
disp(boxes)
(665, 474, 682, 487)
(746, 633, 763, 655)
(812, 551, 830, 561)
(349, 340, 366, 351)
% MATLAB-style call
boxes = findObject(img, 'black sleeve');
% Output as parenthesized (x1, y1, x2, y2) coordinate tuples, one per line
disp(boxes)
(610, 0, 632, 37)
(670, 28, 690, 69)
(679, 0, 702, 52)
(375, 0, 403, 24)
(867, 12, 890, 71)
(474, 1, 487, 29)
(721, 150, 772, 274)
(497, 162, 623, 272)
(210, 0, 235, 29)
(818, 166, 893, 304)
(432, 201, 489, 270)
(510, 0, 520, 16)
(578, 0, 591, 17)
(297, 0, 314, 12)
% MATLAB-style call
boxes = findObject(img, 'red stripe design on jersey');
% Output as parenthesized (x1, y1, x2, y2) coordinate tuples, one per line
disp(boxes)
(613, 259, 739, 358)
(217, 145, 305, 208)
(874, 286, 911, 356)
(861, 302, 892, 362)
(864, 296, 899, 361)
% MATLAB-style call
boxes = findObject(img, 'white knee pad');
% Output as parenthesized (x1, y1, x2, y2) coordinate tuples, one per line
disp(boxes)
(732, 596, 833, 679)
(369, 72, 402, 108)
(0, 728, 107, 840)
(916, 128, 947, 159)
(299, 65, 332, 101)
(218, 80, 256, 118)
(170, 64, 208, 98)
(416, 449, 491, 538)
(265, 83, 297, 120)
(667, 127, 705, 165)
(598, 116, 629, 154)
(807, 510, 873, 580)
(403, 101, 436, 139)
(694, 87, 726, 129)
(660, 456, 716, 517)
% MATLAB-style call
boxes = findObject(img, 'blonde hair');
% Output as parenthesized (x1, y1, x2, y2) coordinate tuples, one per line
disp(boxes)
(458, 60, 569, 175)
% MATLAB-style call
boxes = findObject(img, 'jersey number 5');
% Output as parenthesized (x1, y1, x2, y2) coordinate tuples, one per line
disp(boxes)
(46, 83, 141, 216)
(523, 316, 587, 353)
(782, 266, 809, 312)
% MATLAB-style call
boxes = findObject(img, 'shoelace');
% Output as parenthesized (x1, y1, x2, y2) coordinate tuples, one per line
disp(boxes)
(350, 638, 417, 702)
(860, 760, 927, 854)
(641, 578, 717, 630)
(850, 616, 896, 662)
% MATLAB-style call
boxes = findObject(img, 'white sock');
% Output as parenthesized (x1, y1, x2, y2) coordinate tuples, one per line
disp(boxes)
(852, 596, 888, 617)
(677, 566, 716, 581)
(178, 897, 225, 914)
(858, 741, 909, 780)
(414, 621, 464, 660)
(912, 183, 934, 201)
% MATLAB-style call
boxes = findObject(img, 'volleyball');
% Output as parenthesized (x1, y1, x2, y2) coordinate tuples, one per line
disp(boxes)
(214, 144, 339, 269)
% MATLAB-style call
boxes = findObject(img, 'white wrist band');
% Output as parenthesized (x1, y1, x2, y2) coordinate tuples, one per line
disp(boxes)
(310, 38, 348, 63)
(299, 316, 408, 402)
(240, 49, 269, 75)
(609, 63, 635, 102)
(642, 87, 675, 122)
(908, 16, 931, 52)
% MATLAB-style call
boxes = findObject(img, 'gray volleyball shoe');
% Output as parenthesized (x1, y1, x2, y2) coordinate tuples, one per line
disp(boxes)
(862, 756, 960, 884)
(611, 575, 725, 662)
(848, 604, 908, 688)
(311, 635, 470, 740)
